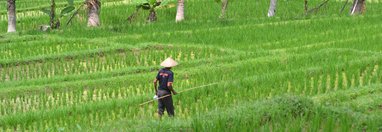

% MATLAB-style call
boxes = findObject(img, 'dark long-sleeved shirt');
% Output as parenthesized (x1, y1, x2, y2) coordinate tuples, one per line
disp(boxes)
(156, 68, 174, 92)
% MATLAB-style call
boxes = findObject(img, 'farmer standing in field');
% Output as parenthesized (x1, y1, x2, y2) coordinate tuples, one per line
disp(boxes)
(154, 57, 178, 117)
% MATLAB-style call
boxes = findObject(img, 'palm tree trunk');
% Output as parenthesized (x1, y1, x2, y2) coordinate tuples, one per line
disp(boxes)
(87, 0, 101, 27)
(304, 0, 308, 14)
(220, 0, 228, 18)
(175, 0, 185, 22)
(50, 0, 58, 29)
(147, 9, 157, 22)
(7, 0, 16, 33)
(350, 0, 366, 15)
(267, 0, 277, 17)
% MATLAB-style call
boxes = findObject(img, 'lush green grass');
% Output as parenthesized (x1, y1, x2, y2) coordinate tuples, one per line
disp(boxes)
(0, 0, 382, 131)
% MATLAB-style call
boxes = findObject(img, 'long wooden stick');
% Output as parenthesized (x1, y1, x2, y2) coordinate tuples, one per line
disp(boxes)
(139, 83, 219, 106)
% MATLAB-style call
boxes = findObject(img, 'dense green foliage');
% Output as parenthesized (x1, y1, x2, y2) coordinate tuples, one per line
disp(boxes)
(0, 0, 382, 131)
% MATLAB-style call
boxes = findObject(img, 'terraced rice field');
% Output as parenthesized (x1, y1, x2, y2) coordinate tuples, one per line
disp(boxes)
(0, 0, 382, 131)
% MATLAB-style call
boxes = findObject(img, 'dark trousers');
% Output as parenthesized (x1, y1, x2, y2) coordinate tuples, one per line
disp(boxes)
(157, 90, 174, 117)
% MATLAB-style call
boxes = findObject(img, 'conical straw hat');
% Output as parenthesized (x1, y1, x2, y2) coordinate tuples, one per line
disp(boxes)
(160, 57, 178, 67)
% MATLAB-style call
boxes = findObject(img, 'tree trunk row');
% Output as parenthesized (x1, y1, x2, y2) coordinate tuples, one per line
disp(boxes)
(266, 0, 365, 17)
(5, 0, 368, 32)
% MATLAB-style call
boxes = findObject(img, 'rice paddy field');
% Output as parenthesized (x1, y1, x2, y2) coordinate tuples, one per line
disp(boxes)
(0, 0, 382, 131)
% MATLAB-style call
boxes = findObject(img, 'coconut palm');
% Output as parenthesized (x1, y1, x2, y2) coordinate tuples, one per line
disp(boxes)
(215, 0, 228, 19)
(220, 0, 228, 18)
(87, 0, 101, 27)
(350, 0, 366, 15)
(40, 0, 75, 30)
(267, 0, 277, 17)
(7, 0, 16, 33)
(175, 0, 185, 22)
(50, 0, 58, 29)
(127, 0, 162, 23)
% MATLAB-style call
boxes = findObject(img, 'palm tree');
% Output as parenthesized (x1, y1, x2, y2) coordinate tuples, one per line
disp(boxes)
(40, 0, 75, 30)
(127, 1, 162, 23)
(50, 0, 58, 29)
(214, 0, 228, 19)
(350, 0, 366, 15)
(220, 0, 228, 18)
(175, 0, 184, 22)
(87, 0, 101, 27)
(304, 0, 308, 14)
(7, 0, 16, 33)
(267, 0, 277, 17)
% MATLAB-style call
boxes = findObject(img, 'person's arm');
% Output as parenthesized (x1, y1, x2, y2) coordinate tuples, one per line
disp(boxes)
(168, 82, 177, 95)
(167, 72, 177, 95)
(154, 72, 160, 95)
(154, 79, 158, 94)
